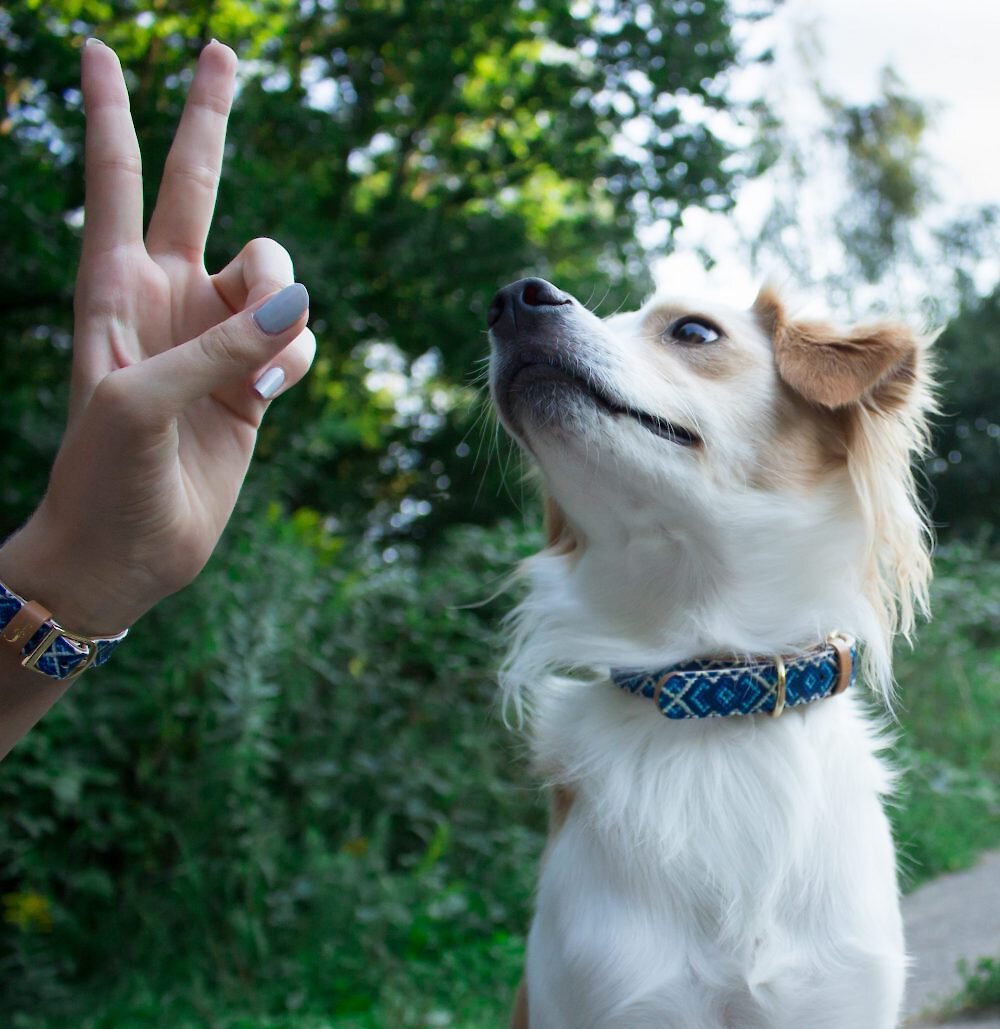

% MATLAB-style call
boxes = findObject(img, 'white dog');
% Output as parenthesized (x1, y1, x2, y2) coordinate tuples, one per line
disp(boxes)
(487, 277, 933, 1029)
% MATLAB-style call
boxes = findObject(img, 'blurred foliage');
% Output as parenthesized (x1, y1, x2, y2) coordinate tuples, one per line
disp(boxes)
(893, 542, 1000, 888)
(952, 954, 1000, 1017)
(826, 67, 934, 285)
(1, 503, 545, 1025)
(750, 61, 937, 299)
(3, 2, 1000, 1026)
(0, 0, 770, 545)
(925, 285, 1000, 536)
(1, 511, 998, 1027)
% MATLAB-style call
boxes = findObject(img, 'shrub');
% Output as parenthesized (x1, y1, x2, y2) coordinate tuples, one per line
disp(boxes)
(0, 501, 545, 1025)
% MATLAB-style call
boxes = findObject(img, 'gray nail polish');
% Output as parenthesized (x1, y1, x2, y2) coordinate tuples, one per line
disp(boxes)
(253, 367, 285, 400)
(252, 283, 309, 335)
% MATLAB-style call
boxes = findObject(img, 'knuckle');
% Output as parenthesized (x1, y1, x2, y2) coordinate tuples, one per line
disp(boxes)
(164, 157, 219, 194)
(167, 159, 219, 193)
(246, 236, 291, 261)
(199, 320, 251, 369)
(257, 275, 290, 300)
(94, 152, 143, 179)
(153, 239, 204, 264)
(198, 89, 232, 119)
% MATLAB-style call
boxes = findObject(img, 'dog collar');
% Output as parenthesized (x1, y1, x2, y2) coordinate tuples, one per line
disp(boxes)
(611, 633, 856, 720)
(0, 580, 127, 682)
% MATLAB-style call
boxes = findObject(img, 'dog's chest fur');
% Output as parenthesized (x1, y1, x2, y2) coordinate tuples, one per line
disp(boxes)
(527, 685, 903, 1028)
(488, 279, 932, 1029)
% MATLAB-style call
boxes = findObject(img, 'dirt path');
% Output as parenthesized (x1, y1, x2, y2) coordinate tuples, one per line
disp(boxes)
(902, 849, 1000, 1027)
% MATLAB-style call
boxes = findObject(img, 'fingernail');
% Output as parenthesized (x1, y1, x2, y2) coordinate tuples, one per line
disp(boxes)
(85, 37, 106, 47)
(252, 283, 309, 335)
(253, 367, 285, 400)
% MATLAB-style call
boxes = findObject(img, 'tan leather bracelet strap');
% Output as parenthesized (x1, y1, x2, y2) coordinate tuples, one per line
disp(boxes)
(0, 578, 128, 680)
(1, 599, 52, 654)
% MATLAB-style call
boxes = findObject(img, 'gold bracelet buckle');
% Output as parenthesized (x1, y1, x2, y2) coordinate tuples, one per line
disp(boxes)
(21, 624, 100, 682)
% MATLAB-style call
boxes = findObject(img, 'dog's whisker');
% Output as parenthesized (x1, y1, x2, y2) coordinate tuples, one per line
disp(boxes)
(589, 285, 612, 314)
(606, 290, 632, 318)
(480, 271, 934, 1027)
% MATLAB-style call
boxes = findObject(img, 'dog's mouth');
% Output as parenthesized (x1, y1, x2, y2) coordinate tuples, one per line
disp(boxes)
(501, 360, 701, 448)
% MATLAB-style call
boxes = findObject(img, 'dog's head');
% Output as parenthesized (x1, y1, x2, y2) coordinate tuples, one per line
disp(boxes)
(488, 277, 934, 698)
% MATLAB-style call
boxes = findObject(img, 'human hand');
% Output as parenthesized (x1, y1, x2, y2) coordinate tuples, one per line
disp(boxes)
(0, 39, 315, 636)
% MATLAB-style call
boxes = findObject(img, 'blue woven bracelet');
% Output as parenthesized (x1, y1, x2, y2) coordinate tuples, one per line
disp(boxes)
(0, 579, 127, 682)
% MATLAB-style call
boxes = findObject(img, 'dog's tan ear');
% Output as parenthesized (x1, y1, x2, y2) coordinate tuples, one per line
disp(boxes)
(544, 495, 581, 556)
(754, 288, 919, 411)
(775, 320, 918, 411)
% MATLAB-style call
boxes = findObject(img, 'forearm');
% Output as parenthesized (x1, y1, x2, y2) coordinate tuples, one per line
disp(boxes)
(1, 41, 312, 761)
(0, 512, 140, 760)
(0, 638, 74, 761)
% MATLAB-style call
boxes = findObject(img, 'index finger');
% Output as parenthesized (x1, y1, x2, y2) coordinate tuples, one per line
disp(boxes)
(81, 39, 144, 253)
(146, 41, 237, 262)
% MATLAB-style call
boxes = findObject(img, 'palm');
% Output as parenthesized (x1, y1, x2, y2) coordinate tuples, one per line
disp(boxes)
(47, 40, 312, 626)
(122, 256, 230, 363)
(131, 253, 256, 516)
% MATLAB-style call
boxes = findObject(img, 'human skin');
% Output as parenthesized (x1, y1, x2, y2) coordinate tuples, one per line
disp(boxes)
(0, 39, 315, 758)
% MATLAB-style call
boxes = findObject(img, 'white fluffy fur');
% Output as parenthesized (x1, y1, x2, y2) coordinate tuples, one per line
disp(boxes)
(490, 288, 933, 1028)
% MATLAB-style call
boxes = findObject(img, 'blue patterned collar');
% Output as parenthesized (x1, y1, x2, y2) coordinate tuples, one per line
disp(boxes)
(611, 633, 856, 720)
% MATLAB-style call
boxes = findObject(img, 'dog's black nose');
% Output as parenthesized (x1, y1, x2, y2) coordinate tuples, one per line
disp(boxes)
(487, 277, 573, 330)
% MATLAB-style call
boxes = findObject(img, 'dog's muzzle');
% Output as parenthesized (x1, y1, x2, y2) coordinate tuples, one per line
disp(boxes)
(487, 277, 701, 448)
(487, 277, 574, 337)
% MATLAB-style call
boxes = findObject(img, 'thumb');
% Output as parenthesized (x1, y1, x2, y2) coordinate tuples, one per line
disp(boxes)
(146, 283, 309, 412)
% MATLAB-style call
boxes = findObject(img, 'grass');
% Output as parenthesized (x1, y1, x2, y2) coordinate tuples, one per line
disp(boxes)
(950, 955, 1000, 1016)
(9, 932, 526, 1029)
(889, 541, 1000, 1020)
(891, 541, 1000, 891)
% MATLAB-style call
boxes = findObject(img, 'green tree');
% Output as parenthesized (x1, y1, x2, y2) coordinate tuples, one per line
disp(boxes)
(741, 40, 1000, 540)
(2, 0, 773, 544)
(926, 284, 1000, 537)
(827, 67, 935, 285)
(749, 62, 937, 308)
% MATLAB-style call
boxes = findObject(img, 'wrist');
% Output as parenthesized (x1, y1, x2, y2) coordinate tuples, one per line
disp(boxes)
(0, 509, 147, 636)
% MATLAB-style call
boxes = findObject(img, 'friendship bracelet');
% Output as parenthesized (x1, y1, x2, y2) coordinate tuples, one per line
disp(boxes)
(0, 579, 127, 682)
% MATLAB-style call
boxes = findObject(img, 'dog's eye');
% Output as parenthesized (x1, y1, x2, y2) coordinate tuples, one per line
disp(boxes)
(670, 318, 721, 345)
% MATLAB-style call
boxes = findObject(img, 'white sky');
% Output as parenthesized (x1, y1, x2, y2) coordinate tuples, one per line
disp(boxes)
(792, 0, 1000, 206)
(655, 0, 1000, 305)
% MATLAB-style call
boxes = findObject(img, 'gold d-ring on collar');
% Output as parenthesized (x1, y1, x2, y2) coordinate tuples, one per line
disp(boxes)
(768, 654, 787, 718)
